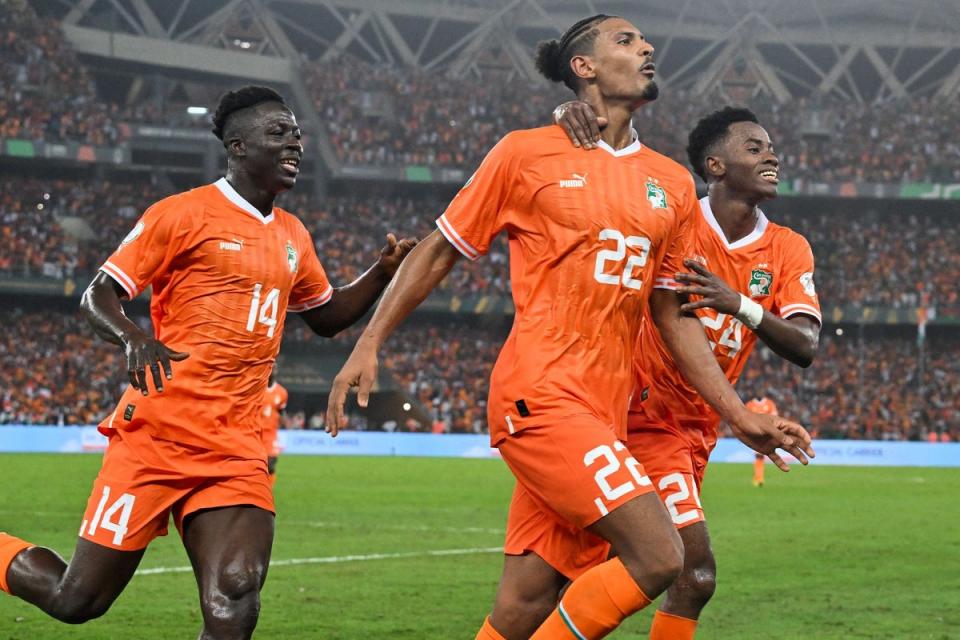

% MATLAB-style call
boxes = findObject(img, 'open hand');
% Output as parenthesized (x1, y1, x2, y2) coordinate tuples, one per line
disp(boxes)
(732, 411, 815, 472)
(122, 331, 189, 395)
(676, 259, 742, 315)
(325, 343, 378, 437)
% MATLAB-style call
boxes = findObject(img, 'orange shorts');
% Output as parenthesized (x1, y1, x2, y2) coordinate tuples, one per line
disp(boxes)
(499, 417, 655, 580)
(626, 414, 717, 529)
(79, 433, 274, 551)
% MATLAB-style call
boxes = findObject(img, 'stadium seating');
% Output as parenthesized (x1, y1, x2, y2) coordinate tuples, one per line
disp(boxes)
(2, 305, 955, 442)
(2, 7, 959, 182)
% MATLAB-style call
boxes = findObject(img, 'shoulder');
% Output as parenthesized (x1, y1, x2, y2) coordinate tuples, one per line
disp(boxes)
(146, 187, 207, 217)
(275, 208, 312, 238)
(767, 220, 814, 256)
(493, 126, 572, 158)
(641, 147, 695, 184)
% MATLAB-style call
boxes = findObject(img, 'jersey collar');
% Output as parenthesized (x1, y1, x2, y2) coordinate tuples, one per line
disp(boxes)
(699, 196, 768, 250)
(214, 178, 275, 224)
(595, 127, 642, 157)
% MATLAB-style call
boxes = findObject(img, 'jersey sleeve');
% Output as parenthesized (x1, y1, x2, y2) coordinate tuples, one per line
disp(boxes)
(773, 234, 822, 324)
(654, 174, 697, 290)
(288, 221, 333, 312)
(100, 197, 192, 299)
(436, 133, 523, 260)
(278, 386, 289, 411)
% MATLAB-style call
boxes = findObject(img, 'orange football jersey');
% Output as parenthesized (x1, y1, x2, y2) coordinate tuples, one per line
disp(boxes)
(631, 196, 820, 435)
(745, 396, 779, 416)
(261, 381, 288, 457)
(99, 179, 332, 470)
(437, 126, 697, 444)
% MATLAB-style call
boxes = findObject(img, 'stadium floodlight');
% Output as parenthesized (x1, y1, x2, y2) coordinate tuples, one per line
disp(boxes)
(186, 106, 208, 116)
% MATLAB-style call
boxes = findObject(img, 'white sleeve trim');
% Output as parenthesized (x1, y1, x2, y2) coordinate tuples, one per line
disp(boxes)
(436, 214, 481, 261)
(654, 277, 681, 290)
(288, 284, 334, 312)
(100, 262, 139, 299)
(780, 303, 822, 323)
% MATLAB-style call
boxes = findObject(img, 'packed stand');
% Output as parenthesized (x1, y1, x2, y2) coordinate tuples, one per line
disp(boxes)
(303, 56, 960, 184)
(737, 333, 960, 442)
(0, 1, 125, 145)
(3, 5, 960, 183)
(0, 308, 131, 425)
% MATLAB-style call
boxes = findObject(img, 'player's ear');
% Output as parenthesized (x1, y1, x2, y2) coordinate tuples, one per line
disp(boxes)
(705, 155, 724, 180)
(570, 54, 597, 81)
(228, 134, 246, 158)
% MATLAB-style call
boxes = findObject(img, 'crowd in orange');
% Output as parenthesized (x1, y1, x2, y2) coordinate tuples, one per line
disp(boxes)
(3, 5, 960, 184)
(0, 305, 955, 442)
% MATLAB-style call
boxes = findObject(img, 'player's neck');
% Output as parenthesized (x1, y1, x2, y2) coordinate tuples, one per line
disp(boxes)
(225, 170, 276, 217)
(707, 186, 761, 244)
(582, 95, 634, 150)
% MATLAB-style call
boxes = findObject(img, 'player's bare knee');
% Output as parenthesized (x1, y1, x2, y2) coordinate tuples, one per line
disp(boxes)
(201, 564, 264, 629)
(619, 531, 684, 595)
(50, 592, 114, 624)
(669, 564, 717, 611)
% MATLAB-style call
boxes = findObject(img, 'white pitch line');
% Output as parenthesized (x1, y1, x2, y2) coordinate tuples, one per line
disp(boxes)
(299, 520, 505, 535)
(135, 546, 502, 576)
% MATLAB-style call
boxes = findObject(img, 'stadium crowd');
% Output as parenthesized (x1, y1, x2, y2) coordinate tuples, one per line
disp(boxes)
(3, 8, 960, 183)
(0, 308, 128, 425)
(304, 57, 960, 184)
(1, 305, 955, 442)
(2, 175, 958, 310)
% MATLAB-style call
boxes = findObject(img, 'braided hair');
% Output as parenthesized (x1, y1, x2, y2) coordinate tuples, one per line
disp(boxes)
(534, 14, 616, 91)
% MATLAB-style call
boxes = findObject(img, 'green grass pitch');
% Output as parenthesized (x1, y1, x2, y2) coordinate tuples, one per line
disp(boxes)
(1, 453, 957, 639)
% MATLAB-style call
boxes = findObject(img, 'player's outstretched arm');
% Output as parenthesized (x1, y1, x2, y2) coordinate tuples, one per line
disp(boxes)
(300, 233, 417, 338)
(553, 100, 608, 149)
(325, 230, 460, 436)
(80, 272, 188, 395)
(649, 288, 815, 471)
(676, 258, 820, 367)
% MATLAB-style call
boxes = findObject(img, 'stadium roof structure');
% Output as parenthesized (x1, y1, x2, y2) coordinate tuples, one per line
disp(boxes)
(40, 0, 960, 103)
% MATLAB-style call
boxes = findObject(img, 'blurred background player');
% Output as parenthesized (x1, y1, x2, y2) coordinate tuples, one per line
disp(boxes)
(557, 104, 821, 640)
(328, 15, 814, 640)
(746, 395, 780, 487)
(0, 86, 415, 638)
(261, 367, 288, 485)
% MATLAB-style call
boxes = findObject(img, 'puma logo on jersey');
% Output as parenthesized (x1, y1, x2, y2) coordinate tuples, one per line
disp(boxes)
(219, 239, 243, 252)
(559, 172, 588, 188)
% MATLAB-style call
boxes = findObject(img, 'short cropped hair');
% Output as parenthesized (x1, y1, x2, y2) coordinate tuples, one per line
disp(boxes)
(211, 85, 288, 141)
(686, 107, 759, 181)
(534, 14, 615, 91)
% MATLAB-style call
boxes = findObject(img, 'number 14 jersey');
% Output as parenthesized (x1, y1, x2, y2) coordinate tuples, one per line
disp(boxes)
(436, 126, 698, 445)
(99, 178, 331, 467)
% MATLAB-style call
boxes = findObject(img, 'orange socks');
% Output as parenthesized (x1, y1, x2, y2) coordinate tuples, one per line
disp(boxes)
(0, 533, 34, 594)
(753, 455, 765, 486)
(475, 616, 507, 640)
(530, 558, 651, 639)
(650, 610, 698, 640)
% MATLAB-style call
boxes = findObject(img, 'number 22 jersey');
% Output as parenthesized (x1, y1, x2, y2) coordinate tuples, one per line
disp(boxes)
(436, 125, 698, 445)
(98, 178, 332, 469)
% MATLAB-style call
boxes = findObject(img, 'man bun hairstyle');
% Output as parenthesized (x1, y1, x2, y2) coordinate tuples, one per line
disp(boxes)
(535, 14, 615, 91)
(212, 85, 288, 141)
(686, 106, 759, 181)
